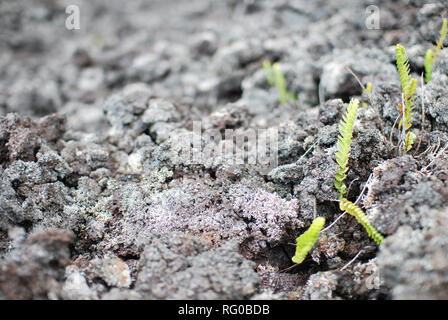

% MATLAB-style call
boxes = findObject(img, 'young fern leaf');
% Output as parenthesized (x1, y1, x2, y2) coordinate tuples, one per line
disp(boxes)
(399, 78, 417, 131)
(435, 18, 447, 53)
(396, 44, 417, 152)
(292, 217, 326, 264)
(339, 199, 384, 245)
(263, 60, 297, 103)
(263, 60, 275, 86)
(272, 63, 289, 103)
(362, 83, 372, 108)
(334, 98, 359, 199)
(424, 18, 447, 83)
(365, 82, 372, 93)
(424, 49, 434, 84)
(330, 99, 385, 246)
(396, 44, 413, 93)
(405, 131, 417, 152)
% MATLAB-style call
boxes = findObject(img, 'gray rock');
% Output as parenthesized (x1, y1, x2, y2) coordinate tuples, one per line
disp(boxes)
(319, 47, 397, 99)
(135, 233, 259, 299)
(378, 207, 448, 299)
(127, 53, 171, 84)
(0, 229, 74, 299)
(141, 99, 180, 125)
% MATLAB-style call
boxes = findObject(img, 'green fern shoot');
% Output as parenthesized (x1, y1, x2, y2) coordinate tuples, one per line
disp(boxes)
(362, 82, 372, 108)
(340, 199, 384, 245)
(263, 60, 297, 103)
(395, 44, 417, 152)
(263, 60, 275, 86)
(331, 98, 384, 246)
(424, 49, 434, 84)
(334, 98, 359, 199)
(425, 18, 447, 83)
(292, 217, 326, 264)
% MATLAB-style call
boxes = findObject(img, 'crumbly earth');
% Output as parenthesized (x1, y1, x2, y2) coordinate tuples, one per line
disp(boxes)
(1, 0, 448, 300)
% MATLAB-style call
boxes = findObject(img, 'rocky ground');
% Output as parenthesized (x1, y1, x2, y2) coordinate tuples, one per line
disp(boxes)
(1, 0, 448, 300)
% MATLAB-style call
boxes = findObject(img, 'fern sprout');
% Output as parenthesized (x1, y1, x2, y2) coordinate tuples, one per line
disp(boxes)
(292, 217, 326, 265)
(331, 98, 384, 247)
(362, 83, 372, 108)
(424, 49, 434, 84)
(395, 44, 417, 153)
(263, 60, 275, 86)
(334, 98, 359, 199)
(263, 60, 297, 104)
(436, 18, 447, 51)
(424, 18, 447, 83)
(339, 199, 384, 245)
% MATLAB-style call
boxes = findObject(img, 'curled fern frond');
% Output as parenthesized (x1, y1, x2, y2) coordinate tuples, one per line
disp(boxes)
(334, 98, 359, 199)
(339, 199, 384, 245)
(292, 217, 326, 265)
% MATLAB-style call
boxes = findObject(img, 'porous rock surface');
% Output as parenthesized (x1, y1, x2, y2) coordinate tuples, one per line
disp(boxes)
(1, 0, 448, 300)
